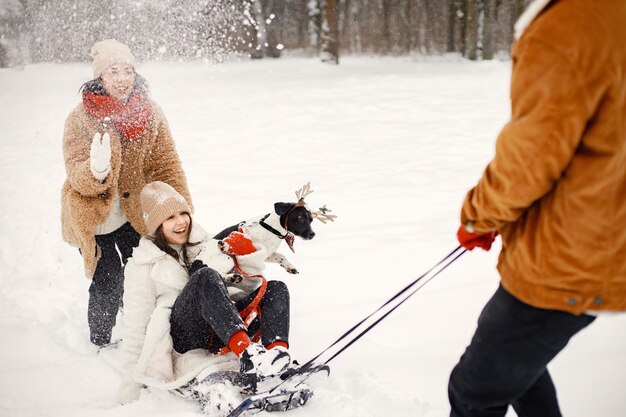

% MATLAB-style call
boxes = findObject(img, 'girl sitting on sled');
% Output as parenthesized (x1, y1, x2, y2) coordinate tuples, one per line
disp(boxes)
(118, 181, 293, 413)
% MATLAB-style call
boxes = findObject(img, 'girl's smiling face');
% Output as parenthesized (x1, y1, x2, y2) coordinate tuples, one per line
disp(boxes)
(162, 211, 191, 245)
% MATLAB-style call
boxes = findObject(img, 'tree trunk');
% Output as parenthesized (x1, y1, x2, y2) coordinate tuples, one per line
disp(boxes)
(423, 0, 436, 54)
(404, 0, 415, 53)
(381, 0, 392, 53)
(447, 0, 457, 53)
(482, 0, 496, 59)
(460, 0, 467, 56)
(321, 0, 339, 63)
(251, 0, 267, 58)
(308, 0, 323, 51)
(340, 0, 351, 52)
(0, 44, 8, 68)
(465, 0, 478, 60)
(264, 0, 283, 57)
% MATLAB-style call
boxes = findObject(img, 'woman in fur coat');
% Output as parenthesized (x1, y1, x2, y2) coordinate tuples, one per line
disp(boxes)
(60, 39, 192, 346)
(118, 181, 292, 412)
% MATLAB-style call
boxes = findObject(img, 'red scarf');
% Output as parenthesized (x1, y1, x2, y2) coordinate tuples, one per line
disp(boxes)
(83, 92, 153, 140)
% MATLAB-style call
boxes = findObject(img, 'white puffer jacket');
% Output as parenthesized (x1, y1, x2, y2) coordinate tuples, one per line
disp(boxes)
(118, 222, 268, 404)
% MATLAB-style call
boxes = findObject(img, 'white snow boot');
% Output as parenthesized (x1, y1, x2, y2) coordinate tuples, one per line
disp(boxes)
(239, 343, 291, 381)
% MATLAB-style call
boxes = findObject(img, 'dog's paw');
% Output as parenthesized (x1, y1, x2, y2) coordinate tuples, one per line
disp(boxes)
(218, 240, 230, 254)
(223, 273, 244, 285)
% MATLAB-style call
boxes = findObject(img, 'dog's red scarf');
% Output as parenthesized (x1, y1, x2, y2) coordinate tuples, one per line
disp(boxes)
(82, 92, 152, 140)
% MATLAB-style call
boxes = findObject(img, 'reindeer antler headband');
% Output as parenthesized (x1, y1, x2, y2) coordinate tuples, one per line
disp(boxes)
(294, 182, 313, 207)
(294, 182, 337, 223)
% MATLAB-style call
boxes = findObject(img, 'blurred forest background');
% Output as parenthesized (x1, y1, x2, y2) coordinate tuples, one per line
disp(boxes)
(1, 0, 532, 67)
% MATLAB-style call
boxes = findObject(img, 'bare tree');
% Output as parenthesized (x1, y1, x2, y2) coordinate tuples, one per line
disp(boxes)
(402, 0, 416, 53)
(464, 0, 479, 60)
(447, 0, 457, 53)
(321, 0, 339, 63)
(261, 0, 284, 58)
(308, 0, 323, 51)
(381, 0, 392, 52)
(482, 0, 497, 59)
(247, 0, 268, 58)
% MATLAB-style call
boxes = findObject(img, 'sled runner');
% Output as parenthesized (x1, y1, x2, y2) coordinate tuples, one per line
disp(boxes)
(233, 387, 313, 415)
(175, 361, 329, 416)
(226, 363, 330, 417)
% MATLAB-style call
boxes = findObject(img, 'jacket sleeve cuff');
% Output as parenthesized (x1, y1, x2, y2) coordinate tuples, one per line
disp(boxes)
(90, 162, 111, 182)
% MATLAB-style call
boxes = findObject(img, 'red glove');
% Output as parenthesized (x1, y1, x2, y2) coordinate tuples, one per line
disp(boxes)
(222, 231, 257, 256)
(457, 226, 498, 251)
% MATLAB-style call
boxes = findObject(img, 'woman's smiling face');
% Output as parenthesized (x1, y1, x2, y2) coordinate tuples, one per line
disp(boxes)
(101, 63, 136, 102)
(162, 211, 191, 245)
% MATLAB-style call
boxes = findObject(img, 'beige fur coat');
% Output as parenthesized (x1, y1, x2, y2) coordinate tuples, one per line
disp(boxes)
(61, 100, 192, 278)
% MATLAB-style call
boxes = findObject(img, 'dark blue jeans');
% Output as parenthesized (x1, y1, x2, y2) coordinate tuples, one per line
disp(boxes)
(88, 222, 140, 346)
(170, 267, 290, 354)
(449, 285, 595, 417)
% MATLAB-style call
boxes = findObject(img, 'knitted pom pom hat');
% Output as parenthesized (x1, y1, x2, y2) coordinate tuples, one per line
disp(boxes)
(140, 181, 191, 235)
(91, 39, 136, 79)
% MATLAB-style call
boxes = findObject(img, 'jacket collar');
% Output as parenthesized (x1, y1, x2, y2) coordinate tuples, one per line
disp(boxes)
(514, 0, 553, 40)
(131, 223, 209, 290)
(128, 223, 208, 291)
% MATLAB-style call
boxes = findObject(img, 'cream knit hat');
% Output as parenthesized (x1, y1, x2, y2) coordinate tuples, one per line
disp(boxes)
(90, 39, 136, 79)
(140, 181, 191, 235)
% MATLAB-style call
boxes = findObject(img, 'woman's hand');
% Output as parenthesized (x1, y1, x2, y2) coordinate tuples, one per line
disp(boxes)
(90, 132, 111, 182)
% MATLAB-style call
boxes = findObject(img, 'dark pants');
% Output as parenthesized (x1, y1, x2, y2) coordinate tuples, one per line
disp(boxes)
(88, 222, 140, 346)
(170, 267, 290, 354)
(448, 285, 595, 417)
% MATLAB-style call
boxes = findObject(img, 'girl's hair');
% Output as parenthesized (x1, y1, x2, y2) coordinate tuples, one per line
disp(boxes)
(149, 214, 199, 272)
(79, 72, 149, 96)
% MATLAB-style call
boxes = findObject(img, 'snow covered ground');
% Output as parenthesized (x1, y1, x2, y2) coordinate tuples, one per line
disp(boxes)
(0, 56, 624, 417)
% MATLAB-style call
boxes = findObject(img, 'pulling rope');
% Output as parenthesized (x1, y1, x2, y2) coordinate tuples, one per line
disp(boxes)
(271, 245, 466, 393)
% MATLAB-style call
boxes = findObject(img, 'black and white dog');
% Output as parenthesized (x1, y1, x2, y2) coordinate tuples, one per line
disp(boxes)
(213, 183, 335, 274)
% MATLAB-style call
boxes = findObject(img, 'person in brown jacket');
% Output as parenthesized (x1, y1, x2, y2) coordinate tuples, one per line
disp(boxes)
(61, 39, 192, 347)
(448, 1, 626, 416)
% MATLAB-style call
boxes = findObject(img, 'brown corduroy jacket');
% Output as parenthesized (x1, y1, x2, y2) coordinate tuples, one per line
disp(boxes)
(61, 100, 192, 279)
(461, 0, 626, 314)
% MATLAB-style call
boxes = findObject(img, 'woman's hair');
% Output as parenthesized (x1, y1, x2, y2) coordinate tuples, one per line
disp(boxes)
(79, 72, 149, 96)
(149, 214, 199, 271)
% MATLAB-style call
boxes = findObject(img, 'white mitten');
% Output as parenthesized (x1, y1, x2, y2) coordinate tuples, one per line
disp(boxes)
(90, 132, 111, 182)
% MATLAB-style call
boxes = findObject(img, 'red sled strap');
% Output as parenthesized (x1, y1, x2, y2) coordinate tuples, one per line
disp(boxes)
(217, 273, 268, 355)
